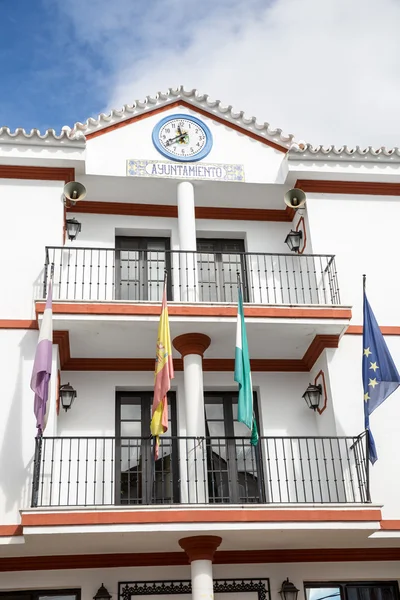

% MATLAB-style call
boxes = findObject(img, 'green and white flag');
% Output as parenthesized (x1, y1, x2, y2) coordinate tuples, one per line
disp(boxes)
(234, 286, 259, 445)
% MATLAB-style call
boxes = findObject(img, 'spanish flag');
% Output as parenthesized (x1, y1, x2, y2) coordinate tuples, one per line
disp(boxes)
(151, 278, 174, 458)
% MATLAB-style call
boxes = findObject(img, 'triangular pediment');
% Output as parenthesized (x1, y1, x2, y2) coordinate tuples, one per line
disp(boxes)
(73, 87, 294, 153)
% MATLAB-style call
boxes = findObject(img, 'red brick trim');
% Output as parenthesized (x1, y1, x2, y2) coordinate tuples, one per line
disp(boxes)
(296, 179, 400, 196)
(303, 335, 340, 370)
(1, 546, 399, 572)
(173, 333, 211, 357)
(86, 100, 288, 153)
(69, 201, 294, 222)
(179, 535, 222, 562)
(315, 370, 328, 415)
(295, 216, 306, 254)
(0, 166, 74, 182)
(53, 330, 71, 368)
(52, 334, 339, 373)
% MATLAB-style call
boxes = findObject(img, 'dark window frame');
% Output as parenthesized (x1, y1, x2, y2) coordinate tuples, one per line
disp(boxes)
(115, 391, 179, 505)
(196, 238, 249, 302)
(115, 236, 172, 301)
(0, 590, 81, 600)
(204, 391, 264, 503)
(304, 581, 400, 600)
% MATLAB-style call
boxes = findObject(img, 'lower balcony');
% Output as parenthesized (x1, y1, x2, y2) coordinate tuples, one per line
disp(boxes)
(32, 433, 370, 508)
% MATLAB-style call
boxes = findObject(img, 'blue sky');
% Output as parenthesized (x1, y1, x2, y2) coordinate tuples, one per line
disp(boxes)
(0, 0, 110, 132)
(1, 0, 400, 147)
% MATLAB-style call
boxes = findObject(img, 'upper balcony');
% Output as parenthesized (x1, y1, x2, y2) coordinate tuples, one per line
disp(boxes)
(35, 246, 351, 366)
(43, 246, 341, 306)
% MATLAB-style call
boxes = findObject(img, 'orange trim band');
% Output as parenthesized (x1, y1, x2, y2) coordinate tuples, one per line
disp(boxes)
(0, 320, 38, 330)
(69, 201, 294, 222)
(346, 325, 400, 335)
(86, 100, 288, 153)
(37, 302, 352, 320)
(0, 524, 23, 537)
(1, 546, 400, 572)
(380, 520, 400, 530)
(296, 179, 400, 196)
(21, 507, 381, 528)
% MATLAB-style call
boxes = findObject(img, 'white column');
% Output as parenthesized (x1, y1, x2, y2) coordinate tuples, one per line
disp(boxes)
(183, 354, 206, 438)
(179, 535, 222, 600)
(173, 333, 210, 503)
(177, 181, 198, 302)
(191, 560, 214, 600)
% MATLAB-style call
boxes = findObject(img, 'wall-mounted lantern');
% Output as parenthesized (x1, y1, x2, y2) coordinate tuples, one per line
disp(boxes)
(59, 383, 77, 412)
(93, 584, 112, 600)
(65, 218, 82, 241)
(302, 383, 322, 411)
(284, 229, 303, 252)
(279, 579, 300, 600)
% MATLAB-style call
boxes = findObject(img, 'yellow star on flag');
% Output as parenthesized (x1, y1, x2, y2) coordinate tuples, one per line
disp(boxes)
(369, 378, 378, 389)
(364, 392, 370, 402)
(364, 348, 372, 357)
(369, 362, 379, 372)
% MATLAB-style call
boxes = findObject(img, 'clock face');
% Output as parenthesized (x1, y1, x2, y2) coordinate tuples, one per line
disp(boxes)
(152, 114, 213, 162)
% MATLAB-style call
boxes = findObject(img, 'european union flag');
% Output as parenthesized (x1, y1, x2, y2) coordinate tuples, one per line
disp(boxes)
(363, 292, 400, 464)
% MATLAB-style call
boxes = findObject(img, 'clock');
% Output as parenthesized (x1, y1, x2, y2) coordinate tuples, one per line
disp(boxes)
(152, 114, 213, 162)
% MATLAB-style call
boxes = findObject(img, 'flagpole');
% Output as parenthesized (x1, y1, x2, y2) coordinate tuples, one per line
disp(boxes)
(362, 273, 371, 475)
(151, 268, 169, 474)
(32, 263, 55, 506)
(31, 435, 42, 508)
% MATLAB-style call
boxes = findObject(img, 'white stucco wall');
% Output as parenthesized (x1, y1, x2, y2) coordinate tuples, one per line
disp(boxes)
(0, 561, 399, 600)
(85, 106, 285, 183)
(305, 193, 400, 323)
(0, 179, 64, 317)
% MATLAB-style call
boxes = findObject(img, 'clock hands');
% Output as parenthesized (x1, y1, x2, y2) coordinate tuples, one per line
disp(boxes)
(165, 125, 189, 147)
(165, 133, 187, 146)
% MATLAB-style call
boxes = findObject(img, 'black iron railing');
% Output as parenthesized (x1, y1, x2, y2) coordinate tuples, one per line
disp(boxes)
(31, 433, 369, 508)
(42, 247, 341, 305)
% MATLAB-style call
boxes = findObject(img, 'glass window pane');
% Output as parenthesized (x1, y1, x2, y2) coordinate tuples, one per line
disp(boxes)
(205, 403, 224, 420)
(121, 404, 141, 420)
(207, 422, 226, 437)
(120, 421, 141, 437)
(120, 250, 140, 260)
(305, 588, 341, 600)
(147, 240, 167, 251)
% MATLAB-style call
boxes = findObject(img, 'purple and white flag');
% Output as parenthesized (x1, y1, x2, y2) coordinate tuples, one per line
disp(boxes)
(31, 280, 53, 434)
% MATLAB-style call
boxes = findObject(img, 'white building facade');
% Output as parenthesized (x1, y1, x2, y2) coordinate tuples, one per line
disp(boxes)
(1, 87, 400, 600)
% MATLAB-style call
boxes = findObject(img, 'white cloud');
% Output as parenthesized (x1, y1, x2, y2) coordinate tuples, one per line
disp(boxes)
(57, 0, 400, 147)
